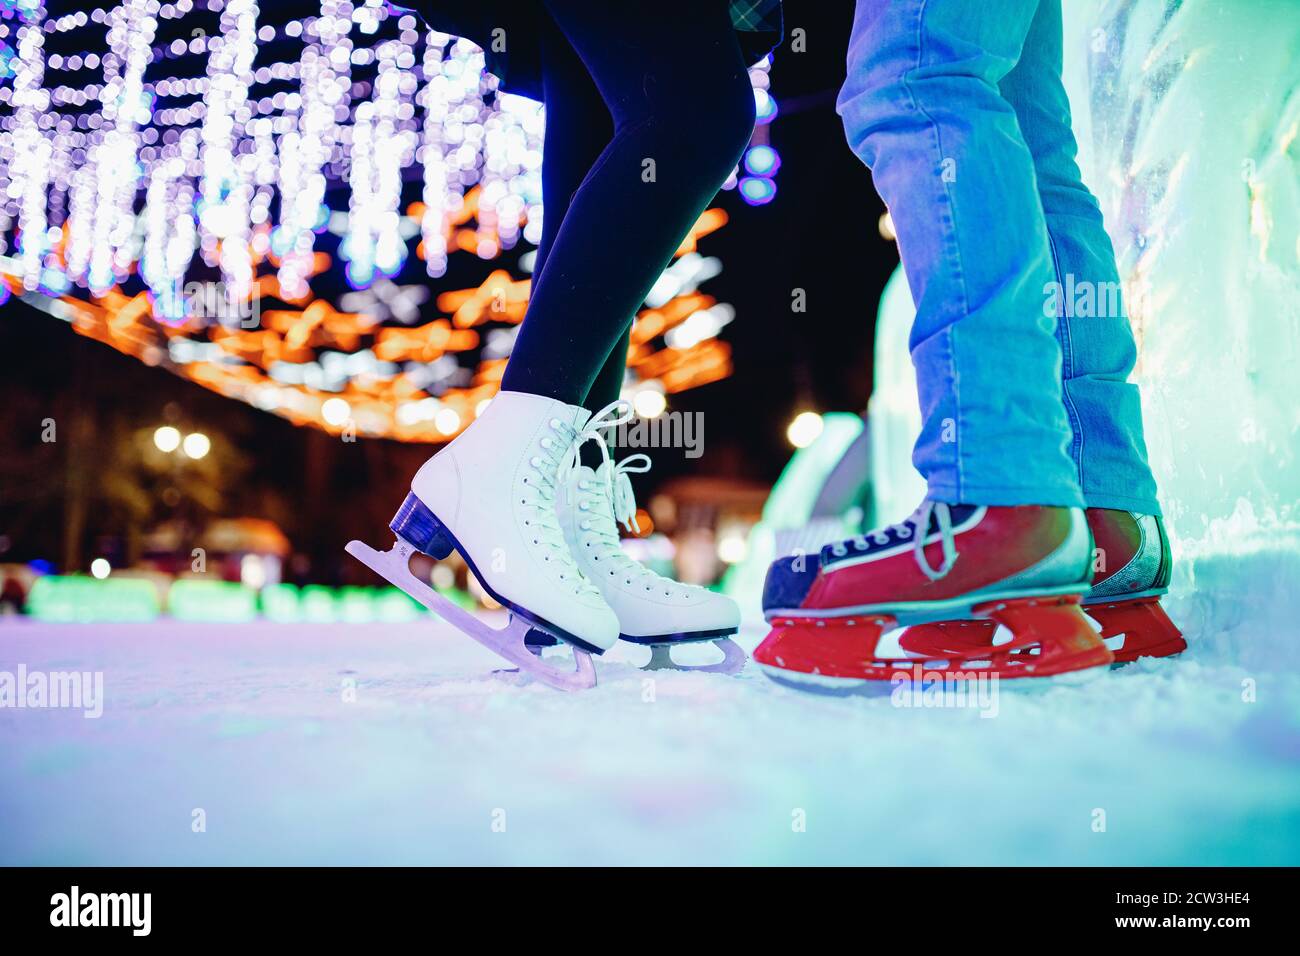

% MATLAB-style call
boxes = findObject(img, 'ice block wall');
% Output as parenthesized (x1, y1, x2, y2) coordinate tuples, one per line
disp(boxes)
(872, 0, 1300, 668)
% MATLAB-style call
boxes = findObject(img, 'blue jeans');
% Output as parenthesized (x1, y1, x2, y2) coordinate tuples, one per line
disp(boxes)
(838, 0, 1160, 515)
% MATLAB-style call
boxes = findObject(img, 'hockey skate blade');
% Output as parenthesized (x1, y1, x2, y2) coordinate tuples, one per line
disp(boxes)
(345, 538, 597, 692)
(755, 663, 890, 697)
(643, 637, 746, 675)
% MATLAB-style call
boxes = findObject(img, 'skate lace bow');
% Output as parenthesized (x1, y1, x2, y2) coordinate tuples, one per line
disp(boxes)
(832, 500, 959, 581)
(609, 455, 651, 532)
(560, 399, 634, 483)
(569, 403, 696, 596)
(562, 399, 652, 528)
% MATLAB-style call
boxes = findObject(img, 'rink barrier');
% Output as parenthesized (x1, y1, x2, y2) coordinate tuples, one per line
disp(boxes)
(16, 575, 475, 624)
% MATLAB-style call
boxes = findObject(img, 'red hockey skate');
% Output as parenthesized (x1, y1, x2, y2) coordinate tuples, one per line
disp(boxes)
(896, 510, 1185, 664)
(754, 502, 1112, 689)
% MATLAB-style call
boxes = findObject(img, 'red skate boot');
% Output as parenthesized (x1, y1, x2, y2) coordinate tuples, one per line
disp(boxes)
(896, 510, 1185, 664)
(754, 502, 1111, 690)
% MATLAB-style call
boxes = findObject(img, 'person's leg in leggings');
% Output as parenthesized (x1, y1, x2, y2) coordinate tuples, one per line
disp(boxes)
(531, 17, 612, 299)
(999, 0, 1160, 515)
(837, 0, 1081, 507)
(582, 332, 630, 410)
(531, 17, 628, 414)
(500, 1, 755, 406)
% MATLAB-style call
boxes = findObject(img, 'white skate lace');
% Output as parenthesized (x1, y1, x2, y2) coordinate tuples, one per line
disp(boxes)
(830, 500, 959, 581)
(567, 403, 701, 599)
(521, 414, 612, 599)
(558, 399, 634, 484)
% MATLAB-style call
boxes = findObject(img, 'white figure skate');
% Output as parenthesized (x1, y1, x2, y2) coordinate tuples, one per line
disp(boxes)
(556, 405, 744, 674)
(346, 390, 620, 691)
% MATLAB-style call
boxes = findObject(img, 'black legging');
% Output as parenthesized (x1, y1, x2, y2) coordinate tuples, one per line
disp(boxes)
(500, 1, 756, 410)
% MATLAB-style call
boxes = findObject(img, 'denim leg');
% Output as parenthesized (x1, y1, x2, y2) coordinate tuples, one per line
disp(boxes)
(838, 0, 1083, 508)
(999, 0, 1161, 515)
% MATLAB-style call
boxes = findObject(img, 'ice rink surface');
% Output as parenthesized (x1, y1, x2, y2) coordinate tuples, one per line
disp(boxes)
(2, 603, 1297, 866)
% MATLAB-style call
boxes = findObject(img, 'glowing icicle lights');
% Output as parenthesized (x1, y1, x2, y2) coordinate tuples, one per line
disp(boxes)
(478, 92, 543, 259)
(419, 33, 465, 279)
(0, 6, 749, 441)
(198, 0, 261, 309)
(142, 154, 191, 324)
(84, 0, 158, 296)
(9, 5, 51, 289)
(277, 1, 353, 300)
(344, 31, 415, 289)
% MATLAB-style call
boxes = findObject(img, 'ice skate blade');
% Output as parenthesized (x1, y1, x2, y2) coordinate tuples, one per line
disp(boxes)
(1109, 639, 1188, 666)
(755, 596, 1112, 687)
(1089, 596, 1187, 664)
(642, 637, 746, 675)
(621, 627, 738, 646)
(756, 663, 889, 697)
(389, 493, 605, 655)
(346, 538, 597, 692)
(898, 597, 1187, 665)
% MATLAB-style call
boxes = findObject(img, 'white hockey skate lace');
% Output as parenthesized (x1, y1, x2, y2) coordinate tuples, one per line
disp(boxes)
(830, 500, 959, 581)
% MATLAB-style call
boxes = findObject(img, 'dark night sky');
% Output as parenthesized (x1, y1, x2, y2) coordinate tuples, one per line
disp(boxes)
(0, 1, 898, 577)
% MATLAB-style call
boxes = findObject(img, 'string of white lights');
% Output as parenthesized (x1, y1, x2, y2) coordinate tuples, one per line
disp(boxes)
(276, 0, 352, 299)
(10, 5, 51, 287)
(1, 3, 774, 311)
(418, 30, 453, 279)
(197, 0, 259, 242)
(86, 0, 158, 295)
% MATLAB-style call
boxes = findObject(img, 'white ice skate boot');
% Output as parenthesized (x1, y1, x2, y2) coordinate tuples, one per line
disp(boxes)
(346, 390, 620, 690)
(556, 406, 744, 674)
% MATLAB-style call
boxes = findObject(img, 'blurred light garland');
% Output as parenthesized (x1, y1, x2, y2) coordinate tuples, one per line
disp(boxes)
(0, 0, 780, 441)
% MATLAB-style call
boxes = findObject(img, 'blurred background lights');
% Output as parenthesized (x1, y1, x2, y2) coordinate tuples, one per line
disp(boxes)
(786, 410, 824, 448)
(153, 425, 181, 453)
(665, 304, 734, 350)
(879, 210, 897, 241)
(320, 397, 352, 427)
(434, 406, 461, 435)
(716, 530, 748, 564)
(182, 431, 211, 459)
(738, 176, 777, 206)
(240, 553, 267, 590)
(743, 145, 780, 177)
(0, 2, 770, 444)
(633, 386, 667, 419)
(430, 563, 455, 590)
